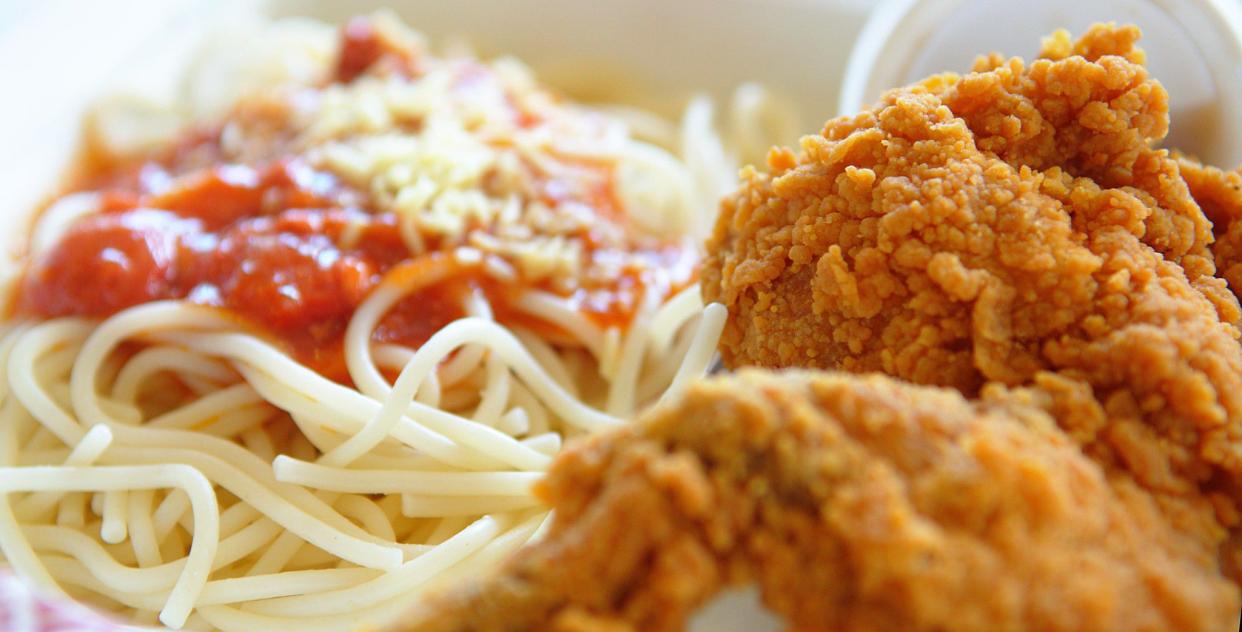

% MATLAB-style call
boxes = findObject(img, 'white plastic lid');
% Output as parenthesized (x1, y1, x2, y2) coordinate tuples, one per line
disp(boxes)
(839, 0, 1242, 167)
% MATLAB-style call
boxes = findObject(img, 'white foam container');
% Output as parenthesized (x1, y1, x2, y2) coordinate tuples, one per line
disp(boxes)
(2, 1, 1240, 630)
(841, 0, 1242, 166)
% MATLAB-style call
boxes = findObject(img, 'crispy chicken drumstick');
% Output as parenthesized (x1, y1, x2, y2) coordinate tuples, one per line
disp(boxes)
(703, 24, 1242, 573)
(396, 372, 1238, 631)
(392, 24, 1242, 632)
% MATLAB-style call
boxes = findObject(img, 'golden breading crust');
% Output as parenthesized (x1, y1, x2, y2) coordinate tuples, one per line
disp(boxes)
(393, 371, 1239, 632)
(1178, 155, 1242, 301)
(701, 25, 1242, 550)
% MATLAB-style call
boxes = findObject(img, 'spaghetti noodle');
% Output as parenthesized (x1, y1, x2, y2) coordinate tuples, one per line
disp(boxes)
(0, 11, 779, 631)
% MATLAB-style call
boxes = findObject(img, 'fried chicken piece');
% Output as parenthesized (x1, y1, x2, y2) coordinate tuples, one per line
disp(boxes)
(1177, 155, 1242, 301)
(392, 25, 1242, 632)
(702, 25, 1242, 549)
(394, 371, 1239, 632)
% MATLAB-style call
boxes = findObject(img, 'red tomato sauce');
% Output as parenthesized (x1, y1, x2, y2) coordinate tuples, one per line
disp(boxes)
(17, 158, 691, 381)
(16, 18, 697, 382)
(17, 162, 434, 379)
(335, 16, 422, 83)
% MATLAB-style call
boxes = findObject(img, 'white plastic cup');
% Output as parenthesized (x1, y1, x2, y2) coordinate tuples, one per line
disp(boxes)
(838, 0, 1242, 167)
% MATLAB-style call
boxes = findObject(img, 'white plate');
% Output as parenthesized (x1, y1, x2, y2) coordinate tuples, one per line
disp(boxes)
(0, 1, 873, 630)
(6, 2, 1235, 630)
(0, 0, 874, 248)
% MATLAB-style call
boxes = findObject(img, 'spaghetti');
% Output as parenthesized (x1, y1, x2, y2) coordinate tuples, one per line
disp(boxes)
(0, 11, 773, 631)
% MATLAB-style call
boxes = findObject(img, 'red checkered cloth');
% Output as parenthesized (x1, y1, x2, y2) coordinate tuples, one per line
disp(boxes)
(0, 570, 141, 631)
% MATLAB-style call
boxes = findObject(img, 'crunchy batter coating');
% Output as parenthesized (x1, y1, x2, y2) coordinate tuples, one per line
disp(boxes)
(395, 371, 1239, 631)
(702, 25, 1242, 547)
(1178, 155, 1242, 301)
(388, 24, 1242, 632)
